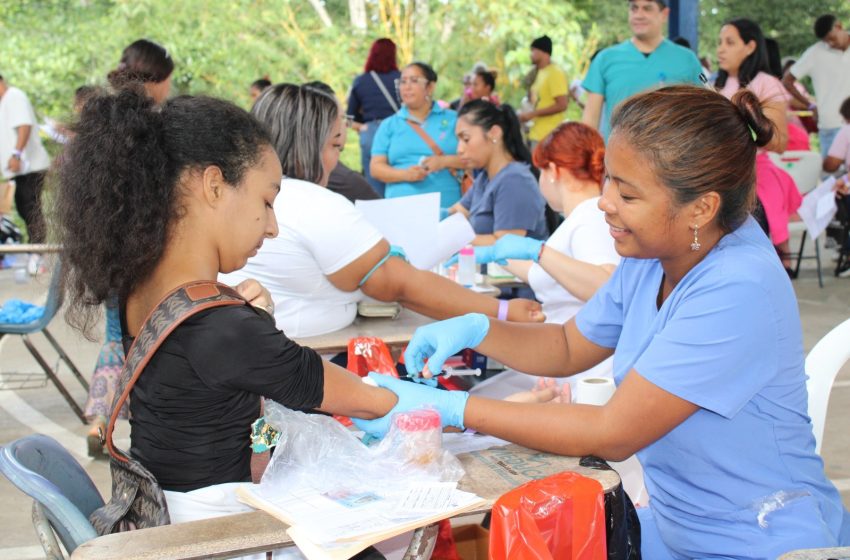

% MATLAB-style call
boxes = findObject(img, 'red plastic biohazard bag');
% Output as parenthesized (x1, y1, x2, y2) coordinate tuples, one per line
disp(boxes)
(334, 337, 400, 427)
(346, 336, 398, 378)
(489, 471, 607, 560)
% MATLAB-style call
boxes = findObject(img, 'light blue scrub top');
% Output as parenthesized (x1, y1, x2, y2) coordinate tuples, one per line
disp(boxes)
(576, 218, 850, 558)
(583, 38, 703, 140)
(371, 102, 461, 208)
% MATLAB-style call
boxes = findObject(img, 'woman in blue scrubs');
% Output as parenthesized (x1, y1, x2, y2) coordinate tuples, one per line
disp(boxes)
(370, 62, 463, 209)
(354, 85, 850, 558)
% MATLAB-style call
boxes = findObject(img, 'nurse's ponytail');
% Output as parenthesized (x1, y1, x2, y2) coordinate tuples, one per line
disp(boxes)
(458, 100, 532, 167)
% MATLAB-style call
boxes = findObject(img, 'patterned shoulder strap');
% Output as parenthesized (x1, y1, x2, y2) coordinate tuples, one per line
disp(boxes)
(104, 282, 245, 461)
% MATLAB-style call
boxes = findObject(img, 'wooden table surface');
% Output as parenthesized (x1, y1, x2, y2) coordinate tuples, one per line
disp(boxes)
(0, 243, 62, 254)
(71, 444, 620, 560)
(292, 308, 432, 355)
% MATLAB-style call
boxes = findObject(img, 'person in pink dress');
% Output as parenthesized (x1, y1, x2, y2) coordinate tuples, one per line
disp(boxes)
(716, 18, 802, 272)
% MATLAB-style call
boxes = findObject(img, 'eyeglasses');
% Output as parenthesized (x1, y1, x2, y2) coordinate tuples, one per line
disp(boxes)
(395, 77, 429, 88)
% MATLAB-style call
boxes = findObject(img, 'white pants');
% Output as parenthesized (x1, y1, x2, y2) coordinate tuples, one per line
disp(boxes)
(164, 482, 307, 560)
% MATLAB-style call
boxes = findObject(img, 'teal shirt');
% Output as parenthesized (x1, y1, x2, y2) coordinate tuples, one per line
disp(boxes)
(371, 102, 460, 208)
(583, 38, 703, 140)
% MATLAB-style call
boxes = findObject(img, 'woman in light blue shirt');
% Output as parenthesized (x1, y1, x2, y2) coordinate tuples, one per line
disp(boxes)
(370, 62, 463, 209)
(354, 85, 850, 558)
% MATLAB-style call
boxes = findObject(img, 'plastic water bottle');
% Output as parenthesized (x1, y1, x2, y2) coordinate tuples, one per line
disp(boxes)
(457, 245, 476, 287)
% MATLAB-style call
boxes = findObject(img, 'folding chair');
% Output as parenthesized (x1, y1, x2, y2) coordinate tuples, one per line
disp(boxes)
(0, 259, 89, 423)
(805, 316, 850, 455)
(0, 433, 104, 558)
(768, 151, 826, 287)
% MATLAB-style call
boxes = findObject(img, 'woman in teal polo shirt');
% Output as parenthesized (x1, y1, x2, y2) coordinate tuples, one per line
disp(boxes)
(370, 62, 463, 208)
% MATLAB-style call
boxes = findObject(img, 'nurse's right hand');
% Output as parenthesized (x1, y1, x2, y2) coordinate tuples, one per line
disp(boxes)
(406, 165, 429, 182)
(404, 313, 490, 377)
(447, 234, 544, 266)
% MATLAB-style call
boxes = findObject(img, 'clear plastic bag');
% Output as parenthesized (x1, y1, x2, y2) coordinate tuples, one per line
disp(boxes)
(259, 400, 464, 498)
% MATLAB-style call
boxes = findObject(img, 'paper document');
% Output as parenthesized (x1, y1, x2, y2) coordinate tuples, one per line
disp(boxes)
(355, 194, 475, 270)
(797, 176, 837, 241)
(236, 483, 486, 560)
(355, 194, 440, 270)
(430, 213, 475, 269)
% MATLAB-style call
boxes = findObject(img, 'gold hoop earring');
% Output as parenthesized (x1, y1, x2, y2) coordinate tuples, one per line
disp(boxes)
(691, 225, 701, 251)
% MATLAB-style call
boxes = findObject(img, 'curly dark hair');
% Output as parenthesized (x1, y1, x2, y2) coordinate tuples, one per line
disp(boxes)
(53, 89, 271, 337)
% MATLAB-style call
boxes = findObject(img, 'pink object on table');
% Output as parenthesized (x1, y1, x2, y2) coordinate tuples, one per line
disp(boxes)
(394, 408, 441, 431)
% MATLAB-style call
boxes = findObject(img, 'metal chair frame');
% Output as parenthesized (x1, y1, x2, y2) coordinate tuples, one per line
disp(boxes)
(0, 260, 89, 423)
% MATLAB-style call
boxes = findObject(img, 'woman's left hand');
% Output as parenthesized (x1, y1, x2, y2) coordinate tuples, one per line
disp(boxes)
(233, 278, 275, 316)
(420, 155, 446, 173)
(507, 298, 545, 323)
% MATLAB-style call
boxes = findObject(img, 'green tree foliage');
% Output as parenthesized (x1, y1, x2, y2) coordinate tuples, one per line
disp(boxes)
(2, 0, 846, 165)
(0, 0, 593, 116)
(0, 0, 598, 167)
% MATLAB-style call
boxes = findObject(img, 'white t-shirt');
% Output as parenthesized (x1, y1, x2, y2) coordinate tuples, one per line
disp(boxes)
(528, 197, 621, 325)
(470, 197, 620, 400)
(0, 86, 50, 178)
(220, 178, 383, 338)
(827, 123, 850, 169)
(791, 42, 850, 130)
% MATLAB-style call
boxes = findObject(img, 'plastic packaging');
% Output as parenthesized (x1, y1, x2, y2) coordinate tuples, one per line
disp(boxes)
(578, 456, 642, 560)
(489, 471, 607, 560)
(391, 409, 443, 466)
(259, 400, 465, 499)
(347, 336, 398, 378)
(457, 245, 476, 287)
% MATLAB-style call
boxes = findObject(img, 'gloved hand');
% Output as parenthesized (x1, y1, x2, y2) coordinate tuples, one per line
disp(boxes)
(351, 372, 470, 439)
(404, 313, 490, 377)
(446, 234, 544, 266)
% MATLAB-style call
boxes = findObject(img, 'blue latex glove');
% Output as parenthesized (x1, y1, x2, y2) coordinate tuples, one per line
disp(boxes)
(446, 234, 544, 266)
(404, 313, 490, 376)
(352, 372, 470, 439)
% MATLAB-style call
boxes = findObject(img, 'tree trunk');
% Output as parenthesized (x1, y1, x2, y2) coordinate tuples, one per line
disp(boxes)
(414, 0, 429, 41)
(349, 0, 367, 30)
(308, 0, 333, 27)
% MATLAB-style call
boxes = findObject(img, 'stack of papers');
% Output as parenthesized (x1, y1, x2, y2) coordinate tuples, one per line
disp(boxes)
(237, 481, 486, 560)
(797, 176, 838, 240)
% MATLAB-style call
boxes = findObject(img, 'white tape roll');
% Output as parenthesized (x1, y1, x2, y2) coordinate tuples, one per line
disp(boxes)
(575, 377, 615, 406)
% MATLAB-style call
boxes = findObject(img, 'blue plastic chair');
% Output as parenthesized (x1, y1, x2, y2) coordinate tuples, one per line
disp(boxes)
(0, 259, 89, 423)
(0, 434, 104, 557)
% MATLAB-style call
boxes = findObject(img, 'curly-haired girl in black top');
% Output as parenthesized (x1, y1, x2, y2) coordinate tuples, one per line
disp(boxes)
(53, 90, 398, 525)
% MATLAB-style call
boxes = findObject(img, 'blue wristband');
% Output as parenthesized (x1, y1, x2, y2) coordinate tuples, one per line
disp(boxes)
(358, 245, 407, 287)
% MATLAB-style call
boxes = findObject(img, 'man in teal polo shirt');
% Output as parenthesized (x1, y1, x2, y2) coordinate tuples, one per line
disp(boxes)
(582, 0, 703, 140)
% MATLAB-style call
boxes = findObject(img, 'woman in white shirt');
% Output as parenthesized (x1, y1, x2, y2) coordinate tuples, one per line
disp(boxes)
(466, 121, 620, 398)
(222, 83, 543, 338)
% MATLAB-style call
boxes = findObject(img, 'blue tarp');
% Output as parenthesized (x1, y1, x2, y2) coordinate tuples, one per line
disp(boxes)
(0, 299, 45, 324)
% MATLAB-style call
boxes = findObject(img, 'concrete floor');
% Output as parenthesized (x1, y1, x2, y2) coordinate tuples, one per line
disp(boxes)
(0, 241, 849, 559)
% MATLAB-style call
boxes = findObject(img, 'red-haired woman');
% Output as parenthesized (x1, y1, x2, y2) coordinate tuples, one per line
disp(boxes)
(346, 38, 401, 196)
(464, 121, 620, 399)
